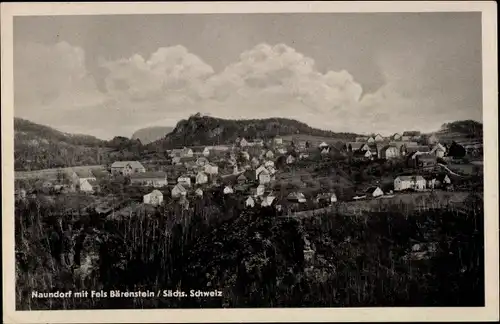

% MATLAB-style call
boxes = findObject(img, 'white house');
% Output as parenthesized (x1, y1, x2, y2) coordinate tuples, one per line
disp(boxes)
(273, 137, 283, 145)
(79, 179, 98, 193)
(255, 165, 267, 180)
(245, 196, 255, 208)
(431, 143, 446, 158)
(299, 153, 309, 159)
(288, 192, 307, 203)
(71, 169, 97, 188)
(143, 190, 163, 206)
(256, 184, 266, 197)
(374, 134, 384, 142)
(171, 184, 187, 198)
(180, 148, 194, 158)
(380, 145, 400, 159)
(265, 150, 275, 159)
(177, 175, 192, 187)
(223, 186, 234, 195)
(258, 169, 271, 185)
(261, 195, 276, 207)
(195, 188, 204, 197)
(204, 164, 219, 175)
(195, 171, 208, 185)
(286, 155, 296, 164)
(367, 137, 375, 143)
(196, 157, 209, 167)
(202, 147, 211, 157)
(240, 138, 249, 147)
(366, 186, 384, 198)
(394, 175, 426, 191)
(264, 160, 275, 168)
(318, 142, 328, 149)
(392, 133, 402, 141)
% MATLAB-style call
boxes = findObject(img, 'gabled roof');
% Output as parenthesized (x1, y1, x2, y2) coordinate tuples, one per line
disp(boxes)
(365, 186, 382, 194)
(172, 183, 186, 192)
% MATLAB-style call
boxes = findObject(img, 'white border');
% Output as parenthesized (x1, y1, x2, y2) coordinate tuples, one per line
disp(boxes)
(2, 2, 498, 323)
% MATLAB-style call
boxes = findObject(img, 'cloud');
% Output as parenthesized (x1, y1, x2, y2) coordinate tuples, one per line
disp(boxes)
(14, 41, 476, 139)
(14, 41, 106, 119)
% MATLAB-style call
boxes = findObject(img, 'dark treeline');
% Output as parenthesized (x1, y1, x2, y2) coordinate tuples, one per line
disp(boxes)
(15, 192, 484, 309)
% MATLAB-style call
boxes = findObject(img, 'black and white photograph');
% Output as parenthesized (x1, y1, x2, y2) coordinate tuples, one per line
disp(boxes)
(2, 1, 498, 323)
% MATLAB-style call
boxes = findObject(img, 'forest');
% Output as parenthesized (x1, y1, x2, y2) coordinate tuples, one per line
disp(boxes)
(15, 190, 484, 309)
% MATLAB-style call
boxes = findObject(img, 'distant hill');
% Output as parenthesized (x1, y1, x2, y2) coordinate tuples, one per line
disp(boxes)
(131, 126, 174, 144)
(148, 114, 359, 150)
(433, 120, 483, 144)
(14, 118, 145, 171)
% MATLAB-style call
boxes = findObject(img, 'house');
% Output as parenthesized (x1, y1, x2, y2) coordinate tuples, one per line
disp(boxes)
(240, 138, 249, 147)
(171, 184, 187, 198)
(318, 142, 329, 149)
(195, 171, 208, 185)
(223, 186, 234, 195)
(237, 174, 247, 185)
(286, 155, 296, 164)
(196, 157, 209, 167)
(374, 134, 385, 142)
(202, 147, 211, 157)
(277, 147, 287, 154)
(255, 165, 267, 180)
(245, 196, 256, 208)
(287, 192, 307, 203)
(143, 190, 163, 206)
(265, 150, 275, 159)
(264, 160, 275, 168)
(366, 186, 384, 198)
(80, 179, 98, 193)
(380, 145, 400, 159)
(352, 149, 372, 160)
(345, 142, 369, 152)
(171, 156, 182, 165)
(15, 189, 27, 201)
(255, 184, 266, 197)
(130, 172, 168, 187)
(367, 136, 375, 143)
(426, 134, 439, 145)
(258, 169, 271, 185)
(406, 145, 431, 155)
(177, 175, 192, 187)
(394, 175, 426, 191)
(71, 169, 97, 188)
(110, 161, 146, 176)
(180, 147, 194, 158)
(430, 143, 447, 158)
(204, 164, 219, 175)
(316, 192, 337, 204)
(321, 147, 330, 155)
(240, 151, 250, 161)
(416, 153, 437, 167)
(299, 153, 309, 159)
(195, 188, 204, 197)
(273, 136, 283, 145)
(254, 138, 264, 147)
(250, 156, 260, 167)
(261, 195, 276, 207)
(392, 133, 402, 141)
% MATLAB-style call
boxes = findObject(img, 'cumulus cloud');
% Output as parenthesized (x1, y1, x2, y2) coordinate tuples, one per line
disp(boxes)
(15, 41, 462, 139)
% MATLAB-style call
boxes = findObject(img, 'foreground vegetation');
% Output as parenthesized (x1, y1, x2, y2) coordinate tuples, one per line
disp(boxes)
(15, 191, 484, 309)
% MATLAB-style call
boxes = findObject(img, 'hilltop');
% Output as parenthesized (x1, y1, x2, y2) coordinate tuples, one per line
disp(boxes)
(433, 120, 483, 144)
(14, 118, 145, 171)
(131, 126, 174, 144)
(148, 114, 359, 149)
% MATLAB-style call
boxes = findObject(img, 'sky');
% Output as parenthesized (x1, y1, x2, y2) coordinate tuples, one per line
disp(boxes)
(14, 12, 482, 140)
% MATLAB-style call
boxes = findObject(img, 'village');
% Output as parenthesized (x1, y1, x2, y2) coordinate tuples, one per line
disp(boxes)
(14, 130, 483, 220)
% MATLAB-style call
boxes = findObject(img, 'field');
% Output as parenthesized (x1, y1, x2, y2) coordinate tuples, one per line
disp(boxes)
(281, 134, 349, 146)
(15, 165, 106, 181)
